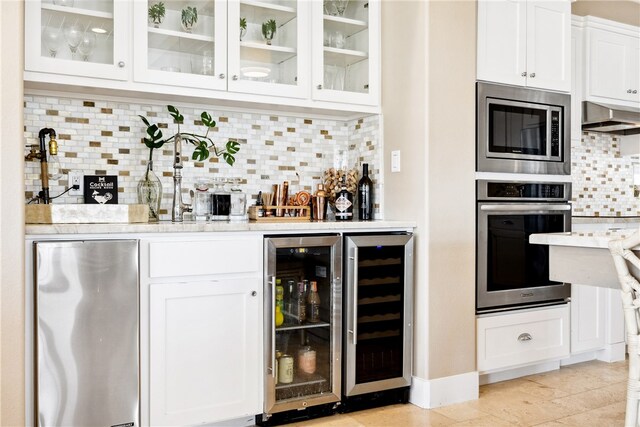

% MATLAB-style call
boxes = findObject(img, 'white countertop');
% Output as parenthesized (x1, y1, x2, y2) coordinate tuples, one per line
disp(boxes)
(530, 227, 640, 250)
(572, 216, 640, 225)
(25, 219, 417, 236)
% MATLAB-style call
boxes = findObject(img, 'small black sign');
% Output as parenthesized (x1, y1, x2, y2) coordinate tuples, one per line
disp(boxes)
(84, 175, 118, 204)
(111, 423, 134, 427)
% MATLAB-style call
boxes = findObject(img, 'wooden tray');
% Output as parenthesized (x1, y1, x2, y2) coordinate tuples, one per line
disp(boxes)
(248, 205, 310, 222)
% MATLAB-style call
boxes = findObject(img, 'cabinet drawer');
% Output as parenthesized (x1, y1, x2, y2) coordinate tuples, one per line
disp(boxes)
(148, 237, 261, 278)
(477, 305, 570, 373)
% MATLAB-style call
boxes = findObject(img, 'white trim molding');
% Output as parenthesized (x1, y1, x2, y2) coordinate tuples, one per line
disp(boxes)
(409, 371, 479, 409)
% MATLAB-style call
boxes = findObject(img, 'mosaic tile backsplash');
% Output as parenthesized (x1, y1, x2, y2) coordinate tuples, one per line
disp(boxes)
(571, 132, 640, 217)
(24, 95, 381, 221)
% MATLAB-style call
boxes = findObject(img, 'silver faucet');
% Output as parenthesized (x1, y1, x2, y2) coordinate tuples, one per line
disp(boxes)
(172, 134, 191, 222)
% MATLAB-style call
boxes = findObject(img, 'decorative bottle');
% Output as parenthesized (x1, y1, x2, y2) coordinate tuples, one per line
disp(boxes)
(296, 281, 307, 324)
(358, 163, 373, 220)
(334, 176, 353, 221)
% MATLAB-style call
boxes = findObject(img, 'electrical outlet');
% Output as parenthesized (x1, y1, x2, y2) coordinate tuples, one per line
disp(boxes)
(68, 171, 83, 196)
(391, 150, 401, 172)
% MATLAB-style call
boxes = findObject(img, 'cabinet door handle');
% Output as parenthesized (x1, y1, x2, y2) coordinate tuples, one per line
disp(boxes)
(219, 73, 225, 79)
(518, 333, 533, 342)
(529, 73, 535, 78)
(317, 84, 323, 90)
(118, 61, 125, 68)
(628, 89, 633, 93)
(251, 290, 257, 297)
(232, 75, 239, 81)
(521, 72, 527, 77)
(269, 276, 276, 378)
(634, 90, 638, 94)
(350, 247, 358, 345)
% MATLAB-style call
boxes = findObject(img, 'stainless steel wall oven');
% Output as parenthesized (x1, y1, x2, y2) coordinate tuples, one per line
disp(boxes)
(476, 180, 572, 313)
(477, 82, 571, 175)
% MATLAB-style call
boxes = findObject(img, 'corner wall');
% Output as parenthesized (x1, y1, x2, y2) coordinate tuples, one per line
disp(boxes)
(382, 0, 477, 407)
(0, 1, 26, 425)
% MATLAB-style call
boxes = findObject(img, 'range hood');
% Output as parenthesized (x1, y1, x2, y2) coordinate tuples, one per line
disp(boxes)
(582, 101, 640, 135)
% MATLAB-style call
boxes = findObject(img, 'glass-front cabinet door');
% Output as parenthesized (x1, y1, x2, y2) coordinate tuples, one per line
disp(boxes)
(25, 0, 129, 80)
(133, 0, 227, 90)
(228, 0, 310, 99)
(311, 0, 379, 106)
(263, 235, 341, 417)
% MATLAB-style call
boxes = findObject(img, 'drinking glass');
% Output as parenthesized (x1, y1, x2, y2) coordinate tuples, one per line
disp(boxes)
(42, 27, 63, 58)
(64, 23, 83, 59)
(78, 31, 96, 61)
(53, 0, 74, 6)
(332, 31, 346, 49)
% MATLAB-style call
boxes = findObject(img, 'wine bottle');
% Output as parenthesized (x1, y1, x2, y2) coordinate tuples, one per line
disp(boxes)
(296, 281, 306, 324)
(358, 163, 373, 220)
(334, 176, 353, 221)
(307, 281, 321, 323)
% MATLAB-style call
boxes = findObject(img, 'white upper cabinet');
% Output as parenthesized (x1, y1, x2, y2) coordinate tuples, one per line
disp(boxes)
(477, 0, 571, 92)
(586, 23, 640, 106)
(227, 0, 310, 99)
(133, 0, 228, 91)
(311, 0, 380, 106)
(25, 0, 130, 80)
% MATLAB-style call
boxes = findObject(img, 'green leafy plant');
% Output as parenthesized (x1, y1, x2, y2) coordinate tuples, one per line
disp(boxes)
(139, 105, 240, 166)
(181, 6, 198, 30)
(148, 2, 165, 26)
(240, 17, 247, 30)
(261, 19, 277, 44)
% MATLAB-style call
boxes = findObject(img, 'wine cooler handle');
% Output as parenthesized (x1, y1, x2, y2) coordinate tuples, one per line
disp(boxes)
(351, 247, 358, 346)
(269, 275, 276, 379)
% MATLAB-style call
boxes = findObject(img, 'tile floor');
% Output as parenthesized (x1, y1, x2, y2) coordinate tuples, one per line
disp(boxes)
(289, 359, 629, 426)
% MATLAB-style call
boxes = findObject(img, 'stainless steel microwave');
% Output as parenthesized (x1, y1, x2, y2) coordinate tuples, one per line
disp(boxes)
(477, 82, 571, 175)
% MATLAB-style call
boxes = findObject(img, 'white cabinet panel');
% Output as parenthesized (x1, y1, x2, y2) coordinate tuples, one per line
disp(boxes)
(477, 305, 570, 372)
(477, 0, 570, 92)
(570, 284, 606, 353)
(149, 279, 262, 426)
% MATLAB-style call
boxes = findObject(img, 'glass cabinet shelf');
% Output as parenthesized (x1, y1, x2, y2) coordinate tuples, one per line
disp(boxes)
(323, 15, 367, 38)
(148, 28, 215, 55)
(275, 373, 327, 390)
(42, 3, 114, 19)
(240, 0, 296, 24)
(324, 47, 368, 67)
(240, 41, 296, 63)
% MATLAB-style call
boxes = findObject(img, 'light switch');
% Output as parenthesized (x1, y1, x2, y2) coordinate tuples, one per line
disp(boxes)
(391, 150, 401, 172)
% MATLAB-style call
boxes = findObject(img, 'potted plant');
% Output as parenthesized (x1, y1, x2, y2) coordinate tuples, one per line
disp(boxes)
(137, 105, 240, 221)
(181, 6, 198, 33)
(261, 19, 276, 45)
(240, 17, 247, 41)
(148, 2, 165, 28)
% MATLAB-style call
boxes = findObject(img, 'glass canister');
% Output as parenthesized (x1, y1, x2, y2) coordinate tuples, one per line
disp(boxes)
(210, 178, 230, 221)
(229, 178, 247, 221)
(192, 179, 211, 221)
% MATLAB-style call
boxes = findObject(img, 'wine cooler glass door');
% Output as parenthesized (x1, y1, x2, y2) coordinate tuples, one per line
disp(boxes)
(263, 235, 342, 415)
(344, 234, 414, 396)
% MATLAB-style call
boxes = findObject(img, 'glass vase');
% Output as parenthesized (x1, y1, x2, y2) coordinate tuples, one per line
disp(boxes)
(138, 161, 162, 222)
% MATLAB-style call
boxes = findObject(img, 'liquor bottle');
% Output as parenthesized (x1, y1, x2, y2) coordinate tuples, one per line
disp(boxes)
(307, 281, 321, 323)
(358, 163, 373, 220)
(334, 176, 353, 221)
(275, 278, 284, 313)
(296, 282, 307, 324)
(285, 279, 296, 315)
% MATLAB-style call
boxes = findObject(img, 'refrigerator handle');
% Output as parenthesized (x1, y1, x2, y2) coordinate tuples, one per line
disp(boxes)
(348, 247, 358, 346)
(269, 275, 276, 379)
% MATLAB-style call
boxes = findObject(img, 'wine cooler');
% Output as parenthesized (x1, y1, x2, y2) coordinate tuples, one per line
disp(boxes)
(261, 235, 342, 422)
(343, 234, 414, 400)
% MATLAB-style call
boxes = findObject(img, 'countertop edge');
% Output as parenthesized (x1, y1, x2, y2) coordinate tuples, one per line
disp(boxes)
(25, 220, 418, 236)
(530, 230, 640, 250)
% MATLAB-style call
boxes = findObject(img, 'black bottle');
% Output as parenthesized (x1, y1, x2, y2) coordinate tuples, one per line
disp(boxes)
(334, 176, 353, 221)
(358, 163, 373, 220)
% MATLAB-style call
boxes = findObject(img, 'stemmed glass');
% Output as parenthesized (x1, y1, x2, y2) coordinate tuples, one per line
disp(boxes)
(42, 27, 63, 58)
(78, 31, 96, 61)
(333, 0, 349, 16)
(64, 23, 83, 59)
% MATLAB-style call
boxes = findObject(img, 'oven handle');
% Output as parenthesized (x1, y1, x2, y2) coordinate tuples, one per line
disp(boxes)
(480, 204, 571, 212)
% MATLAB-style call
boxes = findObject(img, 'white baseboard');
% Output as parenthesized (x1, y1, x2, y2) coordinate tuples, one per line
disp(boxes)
(560, 351, 599, 366)
(479, 361, 560, 385)
(597, 342, 626, 363)
(409, 371, 479, 409)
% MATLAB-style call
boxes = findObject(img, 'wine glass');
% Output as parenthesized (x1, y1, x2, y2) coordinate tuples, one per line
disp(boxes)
(42, 27, 62, 58)
(78, 31, 96, 61)
(333, 0, 349, 17)
(64, 23, 83, 59)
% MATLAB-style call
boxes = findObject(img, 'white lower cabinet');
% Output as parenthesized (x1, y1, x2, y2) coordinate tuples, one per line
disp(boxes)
(149, 279, 261, 426)
(477, 305, 570, 373)
(141, 235, 263, 427)
(570, 284, 606, 353)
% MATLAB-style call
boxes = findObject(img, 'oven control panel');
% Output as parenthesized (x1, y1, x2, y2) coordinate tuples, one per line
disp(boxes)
(477, 181, 571, 202)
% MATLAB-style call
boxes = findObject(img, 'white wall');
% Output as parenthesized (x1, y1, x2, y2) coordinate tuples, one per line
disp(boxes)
(0, 1, 25, 425)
